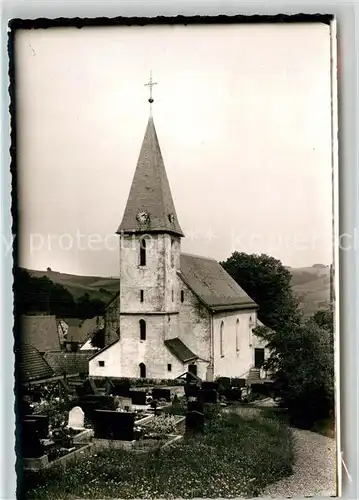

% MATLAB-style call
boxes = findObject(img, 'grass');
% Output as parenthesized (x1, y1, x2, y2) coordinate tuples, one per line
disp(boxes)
(21, 408, 294, 499)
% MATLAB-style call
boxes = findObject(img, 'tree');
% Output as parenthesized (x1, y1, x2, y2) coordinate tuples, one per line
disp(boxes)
(76, 293, 105, 319)
(312, 305, 334, 335)
(91, 327, 105, 349)
(221, 252, 300, 330)
(221, 252, 335, 429)
(254, 311, 334, 429)
(14, 268, 76, 317)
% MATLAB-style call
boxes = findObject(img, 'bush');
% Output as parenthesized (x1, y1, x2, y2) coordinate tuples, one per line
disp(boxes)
(274, 320, 334, 429)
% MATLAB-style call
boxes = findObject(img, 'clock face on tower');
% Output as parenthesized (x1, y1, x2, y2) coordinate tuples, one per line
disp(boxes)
(136, 210, 149, 224)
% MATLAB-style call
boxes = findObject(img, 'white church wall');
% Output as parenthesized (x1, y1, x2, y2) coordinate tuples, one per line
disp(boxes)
(213, 309, 258, 379)
(118, 314, 184, 379)
(177, 280, 211, 379)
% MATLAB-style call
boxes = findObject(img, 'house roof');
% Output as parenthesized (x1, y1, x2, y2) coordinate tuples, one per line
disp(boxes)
(20, 315, 61, 353)
(66, 316, 104, 343)
(43, 351, 92, 375)
(117, 116, 184, 237)
(58, 316, 104, 343)
(164, 338, 198, 363)
(18, 343, 55, 383)
(179, 253, 258, 311)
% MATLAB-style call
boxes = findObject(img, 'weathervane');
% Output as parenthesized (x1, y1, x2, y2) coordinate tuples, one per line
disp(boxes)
(145, 71, 157, 111)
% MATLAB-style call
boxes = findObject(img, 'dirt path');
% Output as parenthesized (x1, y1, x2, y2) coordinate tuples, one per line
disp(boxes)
(225, 404, 337, 497)
(262, 428, 337, 498)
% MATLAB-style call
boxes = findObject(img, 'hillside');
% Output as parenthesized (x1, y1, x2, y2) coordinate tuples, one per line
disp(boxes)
(25, 268, 121, 303)
(290, 265, 331, 317)
(24, 265, 330, 317)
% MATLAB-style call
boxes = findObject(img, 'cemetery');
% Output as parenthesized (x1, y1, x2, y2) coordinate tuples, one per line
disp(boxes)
(21, 375, 292, 499)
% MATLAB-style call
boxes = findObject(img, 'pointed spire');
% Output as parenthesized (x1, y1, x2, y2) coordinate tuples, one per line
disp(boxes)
(117, 116, 184, 237)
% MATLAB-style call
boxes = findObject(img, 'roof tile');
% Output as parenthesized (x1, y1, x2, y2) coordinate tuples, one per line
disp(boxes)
(179, 253, 257, 310)
(20, 315, 61, 353)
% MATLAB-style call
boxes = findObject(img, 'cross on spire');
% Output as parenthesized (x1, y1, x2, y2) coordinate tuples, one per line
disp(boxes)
(145, 71, 157, 106)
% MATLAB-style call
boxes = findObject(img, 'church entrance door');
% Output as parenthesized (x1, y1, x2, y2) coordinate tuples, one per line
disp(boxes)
(254, 348, 265, 368)
(188, 364, 197, 377)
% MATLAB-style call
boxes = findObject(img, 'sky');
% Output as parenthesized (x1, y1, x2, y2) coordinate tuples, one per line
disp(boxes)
(15, 23, 334, 277)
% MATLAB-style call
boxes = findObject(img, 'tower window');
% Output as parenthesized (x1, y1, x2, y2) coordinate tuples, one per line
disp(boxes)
(140, 238, 146, 266)
(139, 319, 146, 341)
(220, 321, 224, 357)
(140, 290, 144, 302)
(172, 289, 174, 302)
(180, 290, 184, 303)
(236, 319, 240, 353)
(139, 363, 146, 378)
(167, 364, 172, 372)
(98, 361, 105, 367)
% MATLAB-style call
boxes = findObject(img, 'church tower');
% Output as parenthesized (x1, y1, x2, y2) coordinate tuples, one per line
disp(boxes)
(115, 74, 184, 378)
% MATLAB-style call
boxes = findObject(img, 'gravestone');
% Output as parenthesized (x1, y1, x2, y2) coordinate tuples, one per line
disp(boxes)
(21, 420, 44, 458)
(68, 406, 85, 430)
(264, 382, 274, 396)
(77, 395, 116, 422)
(111, 380, 131, 397)
(223, 388, 241, 401)
(24, 415, 49, 439)
(184, 384, 199, 400)
(129, 390, 147, 405)
(152, 388, 171, 402)
(231, 378, 246, 388)
(201, 381, 218, 391)
(187, 400, 204, 413)
(218, 377, 231, 397)
(93, 410, 135, 441)
(185, 411, 204, 436)
(198, 389, 218, 404)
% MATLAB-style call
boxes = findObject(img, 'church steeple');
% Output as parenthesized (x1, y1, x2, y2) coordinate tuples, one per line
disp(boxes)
(117, 76, 184, 237)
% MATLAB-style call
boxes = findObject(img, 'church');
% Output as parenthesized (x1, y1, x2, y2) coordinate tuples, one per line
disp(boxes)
(89, 79, 268, 382)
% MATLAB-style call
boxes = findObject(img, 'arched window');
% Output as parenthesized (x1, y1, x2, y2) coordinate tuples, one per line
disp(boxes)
(172, 289, 174, 302)
(220, 321, 224, 357)
(180, 290, 184, 303)
(236, 318, 240, 353)
(171, 239, 175, 268)
(139, 319, 146, 341)
(140, 238, 146, 266)
(139, 363, 146, 378)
